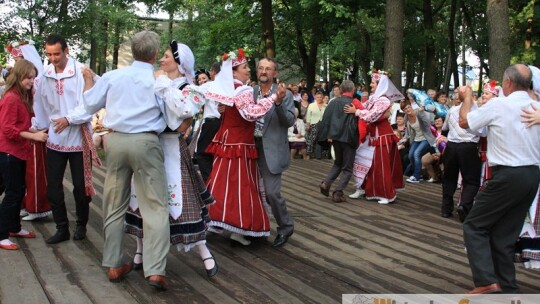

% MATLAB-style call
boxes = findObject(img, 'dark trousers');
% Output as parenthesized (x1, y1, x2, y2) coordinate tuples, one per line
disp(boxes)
(0, 153, 26, 240)
(323, 141, 356, 193)
(255, 139, 294, 236)
(46, 149, 91, 231)
(442, 142, 481, 214)
(464, 165, 540, 293)
(195, 117, 221, 182)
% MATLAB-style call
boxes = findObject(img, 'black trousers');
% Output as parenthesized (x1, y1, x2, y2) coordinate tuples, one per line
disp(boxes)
(195, 117, 221, 182)
(0, 153, 26, 240)
(46, 149, 91, 230)
(441, 142, 481, 214)
(463, 165, 540, 293)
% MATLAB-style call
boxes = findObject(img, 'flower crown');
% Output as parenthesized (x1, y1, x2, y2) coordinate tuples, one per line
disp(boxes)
(483, 79, 500, 96)
(216, 47, 251, 67)
(5, 38, 35, 54)
(369, 68, 391, 81)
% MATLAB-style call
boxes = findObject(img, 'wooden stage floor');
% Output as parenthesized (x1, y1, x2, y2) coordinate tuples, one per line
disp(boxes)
(1, 158, 539, 303)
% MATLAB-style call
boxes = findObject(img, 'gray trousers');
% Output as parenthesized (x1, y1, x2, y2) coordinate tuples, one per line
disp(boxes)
(256, 140, 294, 236)
(463, 165, 540, 293)
(102, 132, 170, 277)
(323, 141, 356, 193)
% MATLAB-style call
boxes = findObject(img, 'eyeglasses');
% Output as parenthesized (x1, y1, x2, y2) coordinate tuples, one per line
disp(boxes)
(257, 67, 274, 72)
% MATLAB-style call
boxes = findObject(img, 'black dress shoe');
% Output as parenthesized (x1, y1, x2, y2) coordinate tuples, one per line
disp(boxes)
(457, 205, 468, 223)
(203, 255, 218, 278)
(73, 225, 87, 240)
(46, 229, 70, 244)
(273, 231, 293, 247)
(319, 181, 330, 197)
(441, 212, 453, 218)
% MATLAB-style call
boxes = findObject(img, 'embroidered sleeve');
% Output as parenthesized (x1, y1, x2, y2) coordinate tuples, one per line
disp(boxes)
(154, 75, 205, 119)
(356, 97, 391, 123)
(235, 90, 275, 122)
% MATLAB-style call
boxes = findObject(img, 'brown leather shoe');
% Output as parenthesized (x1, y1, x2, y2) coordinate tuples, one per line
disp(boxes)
(107, 263, 133, 282)
(148, 275, 168, 291)
(320, 181, 330, 197)
(465, 283, 502, 294)
(332, 191, 346, 203)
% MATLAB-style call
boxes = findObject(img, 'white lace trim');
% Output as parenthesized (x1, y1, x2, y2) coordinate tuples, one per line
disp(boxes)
(208, 221, 270, 237)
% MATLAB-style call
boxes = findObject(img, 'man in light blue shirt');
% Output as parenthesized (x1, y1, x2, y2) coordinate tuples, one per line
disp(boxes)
(82, 30, 169, 291)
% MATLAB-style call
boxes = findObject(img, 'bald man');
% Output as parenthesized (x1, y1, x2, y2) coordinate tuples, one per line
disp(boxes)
(458, 64, 540, 294)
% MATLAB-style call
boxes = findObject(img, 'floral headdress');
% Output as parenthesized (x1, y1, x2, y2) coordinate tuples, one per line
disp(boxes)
(217, 47, 251, 68)
(369, 68, 391, 82)
(483, 79, 500, 96)
(5, 38, 35, 58)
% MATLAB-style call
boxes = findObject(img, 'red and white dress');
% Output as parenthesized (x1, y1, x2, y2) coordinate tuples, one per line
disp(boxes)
(355, 95, 404, 202)
(22, 141, 51, 217)
(206, 80, 276, 237)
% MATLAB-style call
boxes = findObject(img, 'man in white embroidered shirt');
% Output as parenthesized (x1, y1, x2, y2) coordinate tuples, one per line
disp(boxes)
(458, 64, 540, 294)
(82, 30, 169, 291)
(33, 34, 94, 244)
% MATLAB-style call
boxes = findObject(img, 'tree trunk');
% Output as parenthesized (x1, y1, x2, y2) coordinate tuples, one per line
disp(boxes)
(261, 0, 276, 58)
(383, 0, 404, 91)
(89, 0, 97, 71)
(112, 20, 121, 70)
(486, 0, 510, 80)
(444, 0, 458, 92)
(423, 0, 437, 90)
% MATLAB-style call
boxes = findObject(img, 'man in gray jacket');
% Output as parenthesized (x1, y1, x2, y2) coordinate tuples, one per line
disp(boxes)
(253, 58, 296, 247)
(318, 80, 359, 203)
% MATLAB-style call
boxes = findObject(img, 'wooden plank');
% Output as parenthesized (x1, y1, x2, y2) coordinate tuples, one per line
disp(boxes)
(1, 158, 539, 304)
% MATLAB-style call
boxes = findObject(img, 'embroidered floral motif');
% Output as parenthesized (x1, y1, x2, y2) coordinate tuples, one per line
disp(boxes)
(55, 79, 65, 95)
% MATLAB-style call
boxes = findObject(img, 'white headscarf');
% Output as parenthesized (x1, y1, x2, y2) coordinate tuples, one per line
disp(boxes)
(17, 44, 44, 77)
(170, 40, 195, 85)
(530, 65, 540, 100)
(373, 74, 404, 102)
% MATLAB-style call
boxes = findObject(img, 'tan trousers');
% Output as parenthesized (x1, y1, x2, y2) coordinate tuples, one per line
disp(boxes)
(101, 132, 170, 277)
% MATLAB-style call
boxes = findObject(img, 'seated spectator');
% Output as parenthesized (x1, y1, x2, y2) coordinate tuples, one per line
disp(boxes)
(288, 108, 307, 159)
(392, 112, 410, 174)
(421, 115, 447, 182)
(92, 108, 109, 150)
(401, 100, 436, 183)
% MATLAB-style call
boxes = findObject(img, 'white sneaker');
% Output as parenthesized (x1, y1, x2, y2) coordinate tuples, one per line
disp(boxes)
(377, 198, 390, 205)
(348, 189, 365, 199)
(20, 209, 28, 217)
(427, 177, 437, 183)
(406, 176, 422, 183)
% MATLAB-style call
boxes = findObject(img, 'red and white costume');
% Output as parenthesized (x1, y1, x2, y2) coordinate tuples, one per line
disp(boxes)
(204, 58, 277, 237)
(353, 73, 404, 202)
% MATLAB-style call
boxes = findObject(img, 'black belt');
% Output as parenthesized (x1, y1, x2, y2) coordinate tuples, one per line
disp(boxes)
(254, 137, 263, 142)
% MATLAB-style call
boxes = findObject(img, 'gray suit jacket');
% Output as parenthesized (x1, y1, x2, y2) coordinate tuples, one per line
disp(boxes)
(253, 85, 296, 174)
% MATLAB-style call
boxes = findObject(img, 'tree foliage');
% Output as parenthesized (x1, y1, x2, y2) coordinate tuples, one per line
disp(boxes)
(0, 0, 534, 89)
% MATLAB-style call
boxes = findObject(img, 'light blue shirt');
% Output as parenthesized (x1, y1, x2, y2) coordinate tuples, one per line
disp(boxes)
(83, 61, 166, 134)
